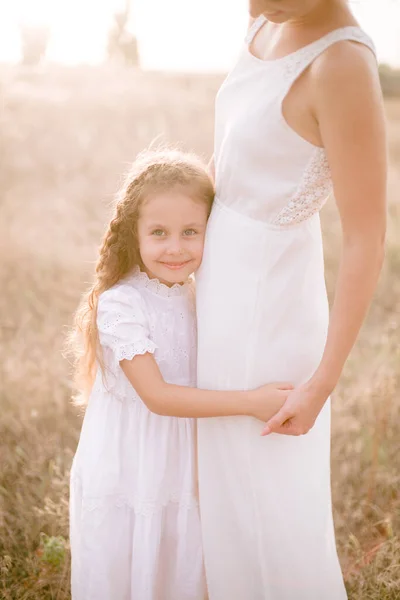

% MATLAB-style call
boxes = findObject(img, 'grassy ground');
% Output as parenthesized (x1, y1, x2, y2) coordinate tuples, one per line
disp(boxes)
(0, 65, 399, 599)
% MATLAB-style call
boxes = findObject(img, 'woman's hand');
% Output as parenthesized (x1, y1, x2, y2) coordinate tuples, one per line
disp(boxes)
(260, 380, 331, 436)
(249, 382, 294, 423)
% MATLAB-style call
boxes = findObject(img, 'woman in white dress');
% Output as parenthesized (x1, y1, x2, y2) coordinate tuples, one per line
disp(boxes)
(196, 1, 387, 598)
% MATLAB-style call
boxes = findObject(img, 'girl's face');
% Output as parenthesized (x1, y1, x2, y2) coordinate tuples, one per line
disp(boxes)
(137, 188, 209, 286)
(249, 0, 324, 22)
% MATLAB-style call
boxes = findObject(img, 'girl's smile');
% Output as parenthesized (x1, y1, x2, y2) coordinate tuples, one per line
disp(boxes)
(160, 259, 194, 270)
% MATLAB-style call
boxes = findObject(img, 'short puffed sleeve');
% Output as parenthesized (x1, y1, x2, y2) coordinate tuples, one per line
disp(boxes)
(97, 285, 157, 367)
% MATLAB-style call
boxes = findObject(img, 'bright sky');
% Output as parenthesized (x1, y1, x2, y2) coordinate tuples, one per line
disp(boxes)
(0, 0, 399, 71)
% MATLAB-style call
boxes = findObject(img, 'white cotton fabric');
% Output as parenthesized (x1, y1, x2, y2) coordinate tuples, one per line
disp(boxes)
(70, 268, 206, 600)
(196, 16, 375, 600)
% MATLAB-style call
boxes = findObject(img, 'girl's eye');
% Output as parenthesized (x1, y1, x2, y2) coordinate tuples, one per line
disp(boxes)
(184, 229, 197, 236)
(152, 229, 165, 236)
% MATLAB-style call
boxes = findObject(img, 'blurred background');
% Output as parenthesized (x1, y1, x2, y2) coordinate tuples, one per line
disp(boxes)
(0, 1, 399, 598)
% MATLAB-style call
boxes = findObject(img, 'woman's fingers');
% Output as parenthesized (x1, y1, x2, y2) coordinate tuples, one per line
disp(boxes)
(272, 423, 304, 436)
(260, 408, 292, 436)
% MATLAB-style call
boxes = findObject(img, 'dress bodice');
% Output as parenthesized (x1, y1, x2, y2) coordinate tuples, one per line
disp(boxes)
(214, 15, 375, 228)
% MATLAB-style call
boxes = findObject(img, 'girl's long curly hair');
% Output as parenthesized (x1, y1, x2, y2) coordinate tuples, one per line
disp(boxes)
(67, 148, 214, 403)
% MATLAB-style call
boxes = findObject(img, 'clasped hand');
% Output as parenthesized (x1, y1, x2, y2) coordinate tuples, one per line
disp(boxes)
(260, 381, 331, 437)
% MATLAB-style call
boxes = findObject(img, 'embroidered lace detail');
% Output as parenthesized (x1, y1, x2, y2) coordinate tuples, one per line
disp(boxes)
(101, 340, 156, 401)
(100, 312, 128, 332)
(271, 148, 332, 228)
(245, 16, 375, 70)
(80, 492, 199, 518)
(125, 266, 191, 298)
(282, 27, 376, 80)
(244, 15, 266, 45)
(114, 340, 156, 362)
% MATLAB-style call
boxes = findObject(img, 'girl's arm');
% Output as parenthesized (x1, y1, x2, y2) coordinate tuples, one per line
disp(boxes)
(263, 42, 387, 436)
(121, 352, 292, 422)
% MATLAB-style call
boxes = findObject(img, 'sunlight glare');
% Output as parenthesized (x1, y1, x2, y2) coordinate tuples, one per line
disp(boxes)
(0, 0, 399, 70)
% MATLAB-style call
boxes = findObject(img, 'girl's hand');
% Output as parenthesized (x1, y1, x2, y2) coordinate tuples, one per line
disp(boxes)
(260, 381, 330, 436)
(249, 383, 294, 423)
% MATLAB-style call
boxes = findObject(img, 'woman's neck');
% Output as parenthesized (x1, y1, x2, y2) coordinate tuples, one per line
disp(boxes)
(287, 0, 354, 31)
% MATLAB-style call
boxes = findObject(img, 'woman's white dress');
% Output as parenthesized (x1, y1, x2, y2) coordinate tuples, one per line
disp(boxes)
(196, 16, 375, 600)
(70, 269, 206, 600)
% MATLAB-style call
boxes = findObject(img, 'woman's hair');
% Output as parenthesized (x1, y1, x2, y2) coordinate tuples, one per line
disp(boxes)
(67, 148, 214, 403)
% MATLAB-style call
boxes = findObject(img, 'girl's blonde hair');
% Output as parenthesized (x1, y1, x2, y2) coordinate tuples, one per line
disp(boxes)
(68, 148, 214, 402)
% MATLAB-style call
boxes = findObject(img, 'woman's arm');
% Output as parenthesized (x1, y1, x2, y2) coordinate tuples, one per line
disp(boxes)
(121, 352, 292, 422)
(262, 41, 387, 436)
(313, 42, 387, 387)
(207, 154, 215, 183)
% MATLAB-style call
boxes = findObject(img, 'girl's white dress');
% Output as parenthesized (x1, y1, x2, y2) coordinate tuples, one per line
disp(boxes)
(196, 16, 375, 600)
(70, 268, 205, 600)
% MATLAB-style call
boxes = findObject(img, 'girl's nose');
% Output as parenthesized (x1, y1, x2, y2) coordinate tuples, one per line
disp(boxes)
(166, 238, 185, 254)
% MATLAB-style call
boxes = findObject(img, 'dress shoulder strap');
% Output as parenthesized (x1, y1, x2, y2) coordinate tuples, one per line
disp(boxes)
(244, 15, 267, 45)
(282, 27, 376, 86)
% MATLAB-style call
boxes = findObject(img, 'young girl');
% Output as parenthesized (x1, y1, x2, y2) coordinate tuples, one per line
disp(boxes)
(68, 149, 293, 600)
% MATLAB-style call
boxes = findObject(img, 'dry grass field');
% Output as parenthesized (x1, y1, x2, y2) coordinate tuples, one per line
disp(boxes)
(0, 65, 399, 599)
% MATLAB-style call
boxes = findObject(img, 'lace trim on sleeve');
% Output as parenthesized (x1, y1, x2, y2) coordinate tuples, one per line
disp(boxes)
(101, 340, 157, 401)
(114, 340, 157, 363)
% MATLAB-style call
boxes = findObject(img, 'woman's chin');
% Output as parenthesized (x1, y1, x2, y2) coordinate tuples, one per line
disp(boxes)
(249, 9, 289, 23)
(263, 11, 288, 23)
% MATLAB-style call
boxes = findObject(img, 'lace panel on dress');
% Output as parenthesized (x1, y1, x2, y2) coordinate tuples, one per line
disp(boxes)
(271, 148, 332, 228)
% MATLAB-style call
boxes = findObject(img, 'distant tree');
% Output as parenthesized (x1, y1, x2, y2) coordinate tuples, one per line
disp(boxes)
(20, 25, 50, 66)
(107, 0, 140, 67)
(379, 63, 400, 97)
